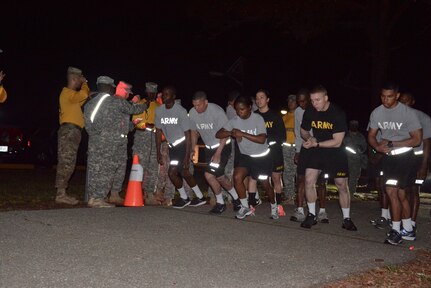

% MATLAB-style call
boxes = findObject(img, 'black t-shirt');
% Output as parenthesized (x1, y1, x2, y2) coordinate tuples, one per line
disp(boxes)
(255, 109, 286, 144)
(301, 103, 347, 142)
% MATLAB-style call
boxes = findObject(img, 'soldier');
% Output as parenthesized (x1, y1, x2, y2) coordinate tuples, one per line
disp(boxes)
(368, 82, 422, 245)
(55, 67, 89, 205)
(252, 90, 286, 213)
(216, 96, 278, 220)
(282, 94, 297, 201)
(84, 78, 146, 208)
(189, 91, 241, 214)
(399, 92, 430, 232)
(155, 86, 206, 208)
(343, 120, 367, 195)
(132, 82, 161, 204)
(300, 85, 357, 231)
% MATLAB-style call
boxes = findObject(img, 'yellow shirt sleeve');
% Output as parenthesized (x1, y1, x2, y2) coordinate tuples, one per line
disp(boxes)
(0, 85, 7, 103)
(68, 82, 90, 105)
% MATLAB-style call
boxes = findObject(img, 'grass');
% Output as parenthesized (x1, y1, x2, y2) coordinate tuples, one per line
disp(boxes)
(0, 168, 86, 210)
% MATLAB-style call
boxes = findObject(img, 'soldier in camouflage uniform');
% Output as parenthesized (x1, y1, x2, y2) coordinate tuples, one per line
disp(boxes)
(84, 78, 146, 208)
(55, 67, 89, 205)
(343, 120, 367, 195)
(282, 94, 298, 201)
(132, 82, 161, 204)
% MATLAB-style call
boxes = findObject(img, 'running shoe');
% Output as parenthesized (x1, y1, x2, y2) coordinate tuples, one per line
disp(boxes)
(290, 208, 305, 222)
(300, 213, 317, 228)
(317, 211, 329, 224)
(189, 197, 207, 207)
(385, 229, 403, 245)
(271, 205, 279, 220)
(209, 203, 226, 214)
(400, 228, 416, 241)
(370, 217, 391, 229)
(172, 197, 191, 209)
(236, 206, 253, 219)
(342, 218, 358, 231)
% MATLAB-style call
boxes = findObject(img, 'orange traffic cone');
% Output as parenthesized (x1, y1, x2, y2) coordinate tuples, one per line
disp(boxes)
(278, 204, 286, 217)
(124, 154, 144, 207)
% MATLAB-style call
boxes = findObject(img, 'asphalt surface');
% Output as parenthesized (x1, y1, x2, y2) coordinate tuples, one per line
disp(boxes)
(1, 200, 430, 288)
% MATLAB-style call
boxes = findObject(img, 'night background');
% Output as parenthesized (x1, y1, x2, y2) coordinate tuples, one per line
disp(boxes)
(1, 0, 431, 135)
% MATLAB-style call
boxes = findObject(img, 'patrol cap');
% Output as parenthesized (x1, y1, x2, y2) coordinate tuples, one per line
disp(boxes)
(67, 66, 83, 76)
(96, 76, 116, 87)
(287, 94, 296, 102)
(145, 82, 158, 93)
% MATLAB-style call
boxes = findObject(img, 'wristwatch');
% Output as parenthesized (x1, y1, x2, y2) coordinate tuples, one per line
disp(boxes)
(387, 141, 393, 148)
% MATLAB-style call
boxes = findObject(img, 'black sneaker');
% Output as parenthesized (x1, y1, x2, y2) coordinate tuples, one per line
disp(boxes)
(209, 203, 226, 214)
(172, 198, 191, 209)
(232, 198, 241, 211)
(385, 229, 403, 245)
(300, 213, 317, 229)
(189, 197, 207, 207)
(342, 218, 358, 231)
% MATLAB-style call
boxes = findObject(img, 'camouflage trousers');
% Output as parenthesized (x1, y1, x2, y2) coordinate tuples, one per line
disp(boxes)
(87, 137, 128, 199)
(347, 156, 361, 194)
(156, 142, 194, 200)
(282, 145, 296, 199)
(55, 124, 82, 190)
(132, 130, 158, 194)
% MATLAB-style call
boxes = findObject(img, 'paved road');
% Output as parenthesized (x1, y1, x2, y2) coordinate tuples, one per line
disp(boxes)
(1, 200, 430, 288)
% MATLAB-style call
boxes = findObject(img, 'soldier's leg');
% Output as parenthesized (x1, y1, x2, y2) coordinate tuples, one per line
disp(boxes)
(87, 142, 115, 208)
(55, 125, 81, 204)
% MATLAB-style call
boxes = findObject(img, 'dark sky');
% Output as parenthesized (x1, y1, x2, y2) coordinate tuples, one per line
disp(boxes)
(1, 1, 430, 134)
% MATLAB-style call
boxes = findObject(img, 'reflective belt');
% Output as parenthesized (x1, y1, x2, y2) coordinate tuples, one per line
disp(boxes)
(168, 136, 186, 148)
(345, 146, 357, 154)
(90, 94, 110, 123)
(250, 148, 270, 158)
(386, 179, 398, 186)
(205, 139, 231, 150)
(209, 162, 220, 168)
(282, 143, 295, 147)
(414, 150, 423, 155)
(389, 147, 412, 156)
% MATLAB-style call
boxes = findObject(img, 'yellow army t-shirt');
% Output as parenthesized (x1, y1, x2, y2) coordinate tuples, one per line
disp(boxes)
(59, 82, 90, 128)
(282, 111, 295, 144)
(132, 100, 160, 129)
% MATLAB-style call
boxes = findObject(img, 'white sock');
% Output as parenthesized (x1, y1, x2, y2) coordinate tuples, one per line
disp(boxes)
(319, 208, 326, 214)
(216, 193, 224, 204)
(402, 218, 413, 232)
(411, 220, 416, 227)
(228, 188, 239, 200)
(392, 221, 401, 233)
(178, 187, 188, 199)
(298, 207, 304, 214)
(240, 198, 249, 208)
(342, 208, 350, 219)
(381, 208, 390, 220)
(191, 185, 204, 199)
(307, 202, 316, 215)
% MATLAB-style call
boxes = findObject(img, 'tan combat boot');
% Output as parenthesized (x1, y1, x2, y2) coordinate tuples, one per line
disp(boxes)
(145, 192, 161, 205)
(55, 188, 79, 205)
(88, 198, 115, 208)
(108, 191, 124, 205)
